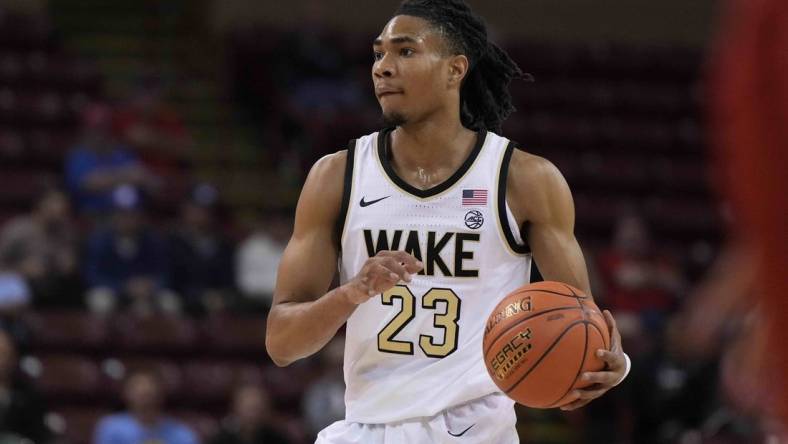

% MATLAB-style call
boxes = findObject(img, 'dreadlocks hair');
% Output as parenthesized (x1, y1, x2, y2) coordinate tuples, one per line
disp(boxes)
(395, 0, 528, 133)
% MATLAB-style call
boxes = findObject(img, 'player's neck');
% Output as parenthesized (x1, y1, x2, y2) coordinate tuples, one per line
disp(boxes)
(391, 117, 476, 173)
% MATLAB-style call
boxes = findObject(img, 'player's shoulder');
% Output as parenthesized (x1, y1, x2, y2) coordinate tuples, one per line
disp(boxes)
(504, 145, 573, 225)
(303, 149, 349, 195)
(311, 149, 348, 177)
(292, 149, 349, 231)
(507, 148, 567, 193)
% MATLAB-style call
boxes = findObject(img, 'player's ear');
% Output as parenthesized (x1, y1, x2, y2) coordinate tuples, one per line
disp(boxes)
(447, 54, 469, 88)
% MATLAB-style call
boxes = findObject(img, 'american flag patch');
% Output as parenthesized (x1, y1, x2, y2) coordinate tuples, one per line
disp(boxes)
(462, 189, 488, 206)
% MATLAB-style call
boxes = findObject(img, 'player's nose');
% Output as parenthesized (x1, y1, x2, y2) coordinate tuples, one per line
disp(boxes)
(373, 55, 395, 78)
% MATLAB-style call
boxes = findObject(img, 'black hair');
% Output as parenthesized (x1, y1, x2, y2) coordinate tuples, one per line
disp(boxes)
(395, 0, 528, 133)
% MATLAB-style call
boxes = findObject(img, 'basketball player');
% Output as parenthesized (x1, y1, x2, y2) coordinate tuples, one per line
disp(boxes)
(266, 1, 630, 442)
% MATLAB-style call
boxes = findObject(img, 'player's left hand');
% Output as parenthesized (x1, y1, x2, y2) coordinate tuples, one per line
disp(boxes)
(559, 310, 626, 411)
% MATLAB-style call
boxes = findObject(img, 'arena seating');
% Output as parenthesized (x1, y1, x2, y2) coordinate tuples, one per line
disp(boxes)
(21, 311, 275, 443)
(1, 4, 721, 442)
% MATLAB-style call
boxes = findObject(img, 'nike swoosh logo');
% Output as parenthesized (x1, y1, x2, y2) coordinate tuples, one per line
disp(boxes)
(448, 424, 475, 437)
(359, 196, 390, 207)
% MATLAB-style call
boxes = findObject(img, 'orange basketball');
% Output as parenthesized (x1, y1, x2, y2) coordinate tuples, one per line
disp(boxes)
(483, 281, 610, 408)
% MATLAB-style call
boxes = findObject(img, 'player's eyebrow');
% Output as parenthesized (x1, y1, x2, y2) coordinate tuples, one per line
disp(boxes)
(373, 35, 419, 46)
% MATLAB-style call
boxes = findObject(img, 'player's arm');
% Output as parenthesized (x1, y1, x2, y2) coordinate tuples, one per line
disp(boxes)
(507, 151, 592, 296)
(266, 151, 422, 367)
(508, 150, 628, 410)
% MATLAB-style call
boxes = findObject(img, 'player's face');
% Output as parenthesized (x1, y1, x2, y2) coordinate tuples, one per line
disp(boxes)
(372, 16, 453, 125)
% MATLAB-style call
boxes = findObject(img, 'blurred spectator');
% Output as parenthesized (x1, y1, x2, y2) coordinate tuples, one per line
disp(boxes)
(208, 383, 289, 444)
(0, 263, 29, 316)
(0, 330, 51, 443)
(84, 186, 176, 316)
(596, 214, 685, 321)
(626, 333, 731, 443)
(114, 76, 191, 176)
(167, 183, 235, 315)
(0, 250, 30, 346)
(65, 103, 159, 215)
(94, 370, 197, 444)
(274, 1, 363, 116)
(302, 337, 344, 437)
(0, 189, 81, 307)
(235, 212, 290, 311)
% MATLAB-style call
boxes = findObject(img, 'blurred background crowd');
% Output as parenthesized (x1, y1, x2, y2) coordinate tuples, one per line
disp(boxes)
(0, 0, 772, 443)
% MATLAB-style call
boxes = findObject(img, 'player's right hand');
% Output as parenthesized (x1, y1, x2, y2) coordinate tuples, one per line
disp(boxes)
(344, 250, 424, 305)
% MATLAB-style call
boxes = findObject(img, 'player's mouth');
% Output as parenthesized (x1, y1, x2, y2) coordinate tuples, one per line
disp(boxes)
(376, 87, 404, 98)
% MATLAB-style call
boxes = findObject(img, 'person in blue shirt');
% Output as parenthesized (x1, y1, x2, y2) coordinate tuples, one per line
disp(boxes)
(64, 102, 158, 215)
(166, 183, 236, 315)
(83, 185, 176, 315)
(94, 370, 198, 444)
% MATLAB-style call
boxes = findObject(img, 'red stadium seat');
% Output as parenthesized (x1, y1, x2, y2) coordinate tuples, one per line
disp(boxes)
(181, 360, 264, 403)
(0, 170, 59, 205)
(23, 354, 103, 401)
(25, 311, 109, 352)
(0, 128, 24, 160)
(651, 158, 709, 193)
(202, 315, 266, 355)
(154, 171, 193, 208)
(0, 88, 18, 124)
(53, 408, 108, 444)
(27, 128, 74, 165)
(644, 197, 721, 239)
(0, 53, 23, 86)
(113, 314, 199, 354)
(274, 413, 309, 444)
(262, 363, 315, 407)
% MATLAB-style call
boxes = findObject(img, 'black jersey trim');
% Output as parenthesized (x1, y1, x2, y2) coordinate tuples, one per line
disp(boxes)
(335, 140, 356, 251)
(498, 142, 531, 255)
(377, 127, 487, 199)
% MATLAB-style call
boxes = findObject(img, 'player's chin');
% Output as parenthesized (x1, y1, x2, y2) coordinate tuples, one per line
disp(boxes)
(378, 94, 406, 111)
(381, 109, 408, 128)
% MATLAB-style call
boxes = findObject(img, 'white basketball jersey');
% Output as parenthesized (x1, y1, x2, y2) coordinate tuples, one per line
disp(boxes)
(337, 128, 532, 424)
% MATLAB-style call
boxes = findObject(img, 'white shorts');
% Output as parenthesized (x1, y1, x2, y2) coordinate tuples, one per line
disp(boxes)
(315, 393, 518, 444)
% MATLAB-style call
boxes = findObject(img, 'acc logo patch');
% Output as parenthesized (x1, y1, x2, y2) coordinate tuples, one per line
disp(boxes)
(464, 210, 484, 229)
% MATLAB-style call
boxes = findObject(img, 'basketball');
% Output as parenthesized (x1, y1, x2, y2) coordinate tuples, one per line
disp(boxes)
(483, 281, 610, 408)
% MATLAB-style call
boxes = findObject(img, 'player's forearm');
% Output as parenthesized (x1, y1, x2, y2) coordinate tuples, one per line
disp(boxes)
(265, 285, 358, 366)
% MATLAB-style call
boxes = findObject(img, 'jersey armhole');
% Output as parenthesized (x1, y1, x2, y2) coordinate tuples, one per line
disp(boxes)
(497, 142, 531, 255)
(334, 139, 356, 252)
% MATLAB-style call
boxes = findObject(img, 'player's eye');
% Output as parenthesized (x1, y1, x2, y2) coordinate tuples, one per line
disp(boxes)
(400, 48, 415, 57)
(373, 51, 384, 61)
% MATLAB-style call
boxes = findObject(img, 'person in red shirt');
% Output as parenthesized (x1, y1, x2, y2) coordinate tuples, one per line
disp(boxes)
(113, 77, 192, 177)
(679, 0, 788, 430)
(596, 214, 684, 316)
(714, 0, 788, 425)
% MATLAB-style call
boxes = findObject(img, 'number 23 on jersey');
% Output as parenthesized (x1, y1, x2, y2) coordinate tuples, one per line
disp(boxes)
(377, 285, 461, 358)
